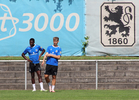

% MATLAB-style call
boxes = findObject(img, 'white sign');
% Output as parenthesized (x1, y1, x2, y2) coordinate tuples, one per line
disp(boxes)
(101, 2, 135, 47)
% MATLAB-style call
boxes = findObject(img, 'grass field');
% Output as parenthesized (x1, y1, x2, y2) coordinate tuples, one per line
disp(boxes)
(0, 90, 139, 100)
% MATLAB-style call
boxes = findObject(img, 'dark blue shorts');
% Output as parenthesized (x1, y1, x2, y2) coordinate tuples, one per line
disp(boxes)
(29, 62, 41, 73)
(44, 64, 58, 75)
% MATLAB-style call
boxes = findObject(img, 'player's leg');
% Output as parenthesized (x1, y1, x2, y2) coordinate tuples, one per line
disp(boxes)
(44, 64, 52, 92)
(30, 62, 36, 92)
(44, 74, 50, 83)
(31, 72, 36, 91)
(51, 66, 58, 92)
(44, 74, 52, 92)
(35, 64, 46, 91)
(51, 75, 56, 92)
(36, 70, 42, 82)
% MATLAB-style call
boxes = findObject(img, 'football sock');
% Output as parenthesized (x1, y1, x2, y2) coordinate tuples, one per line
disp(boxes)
(32, 84, 36, 90)
(40, 82, 44, 90)
(52, 85, 55, 91)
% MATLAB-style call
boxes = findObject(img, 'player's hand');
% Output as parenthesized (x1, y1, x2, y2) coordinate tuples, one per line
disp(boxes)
(38, 55, 41, 61)
(27, 59, 32, 63)
(41, 61, 44, 66)
(38, 57, 40, 61)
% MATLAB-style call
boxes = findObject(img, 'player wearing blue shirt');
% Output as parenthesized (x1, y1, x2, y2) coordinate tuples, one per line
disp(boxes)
(23, 44, 43, 64)
(22, 38, 46, 92)
(46, 45, 62, 66)
(42, 37, 62, 92)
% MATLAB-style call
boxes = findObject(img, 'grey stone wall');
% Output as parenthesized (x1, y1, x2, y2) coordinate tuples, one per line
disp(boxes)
(0, 60, 139, 90)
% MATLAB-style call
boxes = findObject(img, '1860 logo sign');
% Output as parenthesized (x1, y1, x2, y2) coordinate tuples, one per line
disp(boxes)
(101, 2, 135, 47)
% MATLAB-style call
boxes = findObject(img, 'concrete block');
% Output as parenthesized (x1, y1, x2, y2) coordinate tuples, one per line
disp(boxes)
(127, 66, 139, 71)
(55, 83, 81, 90)
(0, 79, 16, 83)
(128, 78, 139, 83)
(126, 72, 139, 77)
(115, 72, 125, 77)
(0, 72, 15, 78)
(0, 67, 9, 71)
(58, 65, 95, 71)
(98, 61, 117, 65)
(98, 78, 127, 83)
(74, 78, 95, 83)
(116, 61, 139, 65)
(58, 61, 96, 65)
(98, 84, 138, 89)
(98, 71, 114, 77)
(98, 65, 117, 71)
(69, 72, 96, 77)
(8, 67, 25, 71)
(80, 84, 96, 89)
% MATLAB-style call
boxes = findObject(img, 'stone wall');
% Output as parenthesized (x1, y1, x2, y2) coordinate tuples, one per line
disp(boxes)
(0, 60, 139, 90)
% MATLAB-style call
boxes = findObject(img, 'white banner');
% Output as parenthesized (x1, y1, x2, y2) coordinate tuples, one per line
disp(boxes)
(86, 0, 139, 56)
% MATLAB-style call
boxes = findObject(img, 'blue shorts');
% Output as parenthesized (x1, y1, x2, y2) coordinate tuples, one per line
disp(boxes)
(44, 64, 58, 75)
(29, 62, 41, 73)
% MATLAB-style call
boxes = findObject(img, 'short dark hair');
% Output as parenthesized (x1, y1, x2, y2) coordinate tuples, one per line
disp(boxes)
(53, 37, 59, 41)
(30, 38, 35, 43)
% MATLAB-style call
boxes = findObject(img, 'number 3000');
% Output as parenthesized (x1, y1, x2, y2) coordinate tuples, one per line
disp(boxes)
(19, 13, 80, 32)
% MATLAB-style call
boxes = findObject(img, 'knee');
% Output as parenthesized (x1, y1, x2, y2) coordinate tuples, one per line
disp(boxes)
(52, 76, 56, 79)
(44, 75, 49, 78)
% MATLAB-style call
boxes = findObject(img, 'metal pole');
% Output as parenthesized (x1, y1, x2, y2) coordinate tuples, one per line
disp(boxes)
(25, 60, 27, 90)
(96, 61, 98, 90)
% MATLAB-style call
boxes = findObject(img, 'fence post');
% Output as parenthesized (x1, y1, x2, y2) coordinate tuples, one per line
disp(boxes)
(25, 60, 27, 90)
(96, 61, 98, 90)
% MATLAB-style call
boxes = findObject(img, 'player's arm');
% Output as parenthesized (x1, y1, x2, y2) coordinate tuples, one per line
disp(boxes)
(47, 48, 62, 59)
(41, 52, 48, 66)
(46, 54, 61, 59)
(39, 49, 45, 60)
(21, 53, 32, 63)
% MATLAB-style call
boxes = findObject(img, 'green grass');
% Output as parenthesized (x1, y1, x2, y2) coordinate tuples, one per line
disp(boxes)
(0, 56, 139, 60)
(0, 90, 139, 100)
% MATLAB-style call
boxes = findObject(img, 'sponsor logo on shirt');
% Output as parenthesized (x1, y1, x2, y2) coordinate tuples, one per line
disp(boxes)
(30, 52, 37, 55)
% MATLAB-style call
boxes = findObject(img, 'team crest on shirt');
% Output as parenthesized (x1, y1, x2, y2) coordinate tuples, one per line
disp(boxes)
(36, 49, 38, 52)
(56, 50, 58, 53)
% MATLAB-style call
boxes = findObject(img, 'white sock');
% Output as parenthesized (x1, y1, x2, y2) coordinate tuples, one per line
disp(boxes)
(40, 82, 44, 90)
(52, 85, 55, 91)
(32, 84, 36, 90)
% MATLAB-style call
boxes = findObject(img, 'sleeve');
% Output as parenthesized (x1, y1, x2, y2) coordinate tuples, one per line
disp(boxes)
(38, 45, 44, 51)
(46, 46, 50, 53)
(58, 47, 62, 56)
(23, 48, 28, 55)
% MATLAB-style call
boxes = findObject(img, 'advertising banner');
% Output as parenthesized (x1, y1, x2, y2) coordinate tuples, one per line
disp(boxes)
(0, 0, 85, 56)
(86, 0, 139, 56)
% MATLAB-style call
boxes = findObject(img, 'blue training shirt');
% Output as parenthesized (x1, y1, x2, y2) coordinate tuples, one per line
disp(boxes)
(23, 44, 44, 64)
(46, 45, 62, 66)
